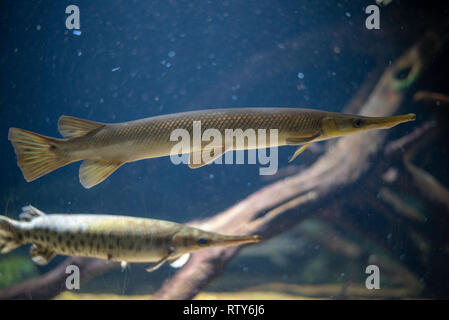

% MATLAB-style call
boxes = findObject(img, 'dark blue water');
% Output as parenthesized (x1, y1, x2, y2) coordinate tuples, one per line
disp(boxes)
(1, 0, 448, 298)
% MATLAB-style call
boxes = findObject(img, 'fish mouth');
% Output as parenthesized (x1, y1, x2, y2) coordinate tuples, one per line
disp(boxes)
(364, 113, 416, 129)
(216, 234, 262, 247)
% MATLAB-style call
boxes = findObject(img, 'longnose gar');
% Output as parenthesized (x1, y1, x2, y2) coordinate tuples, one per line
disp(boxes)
(0, 206, 260, 271)
(8, 108, 416, 188)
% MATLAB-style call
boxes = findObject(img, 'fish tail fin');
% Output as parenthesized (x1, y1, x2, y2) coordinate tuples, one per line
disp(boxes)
(0, 216, 22, 254)
(8, 128, 71, 182)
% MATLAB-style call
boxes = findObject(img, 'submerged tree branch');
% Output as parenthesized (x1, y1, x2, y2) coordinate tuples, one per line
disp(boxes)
(151, 33, 444, 300)
(0, 257, 119, 300)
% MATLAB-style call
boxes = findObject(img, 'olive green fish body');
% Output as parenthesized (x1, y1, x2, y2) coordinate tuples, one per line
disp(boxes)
(61, 108, 323, 161)
(8, 107, 415, 188)
(0, 206, 260, 270)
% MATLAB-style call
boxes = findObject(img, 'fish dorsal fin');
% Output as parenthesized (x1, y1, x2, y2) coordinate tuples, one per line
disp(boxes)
(20, 205, 46, 221)
(30, 244, 55, 265)
(58, 116, 106, 138)
(79, 159, 124, 189)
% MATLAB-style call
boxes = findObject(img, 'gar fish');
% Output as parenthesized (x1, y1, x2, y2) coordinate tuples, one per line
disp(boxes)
(8, 107, 416, 188)
(0, 205, 261, 271)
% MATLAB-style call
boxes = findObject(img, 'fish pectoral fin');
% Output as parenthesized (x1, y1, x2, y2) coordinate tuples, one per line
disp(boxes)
(188, 146, 227, 169)
(145, 256, 170, 272)
(285, 133, 319, 145)
(79, 159, 124, 189)
(168, 253, 191, 269)
(58, 116, 106, 138)
(289, 142, 312, 163)
(30, 244, 55, 265)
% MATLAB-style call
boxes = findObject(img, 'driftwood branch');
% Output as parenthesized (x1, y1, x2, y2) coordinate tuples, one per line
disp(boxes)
(0, 257, 119, 300)
(151, 33, 444, 299)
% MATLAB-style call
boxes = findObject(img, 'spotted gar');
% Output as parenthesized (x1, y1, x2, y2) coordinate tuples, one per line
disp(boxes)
(0, 206, 261, 271)
(8, 107, 416, 188)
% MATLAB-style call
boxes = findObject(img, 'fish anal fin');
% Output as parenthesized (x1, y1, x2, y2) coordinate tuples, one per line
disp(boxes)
(289, 142, 312, 163)
(188, 146, 227, 169)
(58, 116, 106, 138)
(79, 159, 124, 189)
(30, 244, 55, 265)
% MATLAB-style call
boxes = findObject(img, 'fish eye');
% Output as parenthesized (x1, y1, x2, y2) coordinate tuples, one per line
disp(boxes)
(352, 119, 362, 128)
(198, 238, 207, 246)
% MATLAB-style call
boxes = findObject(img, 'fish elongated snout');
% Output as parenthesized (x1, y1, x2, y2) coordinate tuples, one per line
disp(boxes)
(213, 234, 262, 248)
(365, 113, 416, 129)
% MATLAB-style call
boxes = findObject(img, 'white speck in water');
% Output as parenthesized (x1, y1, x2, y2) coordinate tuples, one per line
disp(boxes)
(166, 62, 172, 68)
(209, 174, 214, 179)
(387, 233, 392, 240)
(231, 95, 237, 101)
(77, 51, 82, 56)
(99, 98, 104, 104)
(111, 67, 120, 72)
(168, 51, 176, 58)
(73, 30, 82, 36)
(297, 72, 304, 79)
(161, 60, 166, 65)
(345, 12, 351, 17)
(36, 25, 41, 31)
